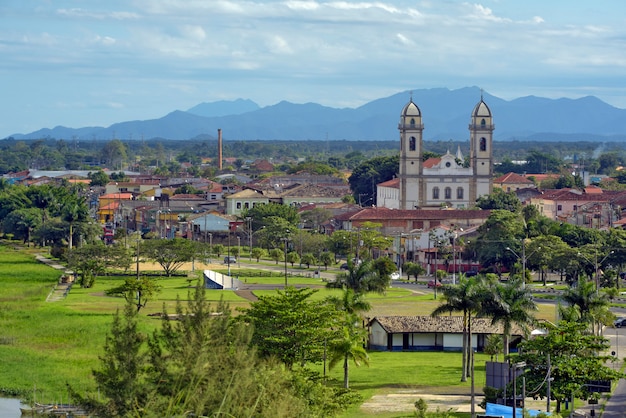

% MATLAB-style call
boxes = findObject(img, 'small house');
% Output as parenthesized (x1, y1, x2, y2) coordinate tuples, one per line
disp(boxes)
(368, 316, 523, 352)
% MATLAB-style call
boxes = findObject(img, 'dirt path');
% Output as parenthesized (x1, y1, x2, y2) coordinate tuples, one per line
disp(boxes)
(235, 289, 258, 301)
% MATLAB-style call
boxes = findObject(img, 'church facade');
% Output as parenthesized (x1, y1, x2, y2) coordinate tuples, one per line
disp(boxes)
(397, 96, 494, 209)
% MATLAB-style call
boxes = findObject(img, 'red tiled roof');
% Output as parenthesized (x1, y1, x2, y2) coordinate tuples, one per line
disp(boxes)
(423, 157, 441, 168)
(583, 185, 603, 194)
(494, 172, 534, 184)
(336, 207, 490, 221)
(378, 178, 400, 188)
(100, 192, 134, 200)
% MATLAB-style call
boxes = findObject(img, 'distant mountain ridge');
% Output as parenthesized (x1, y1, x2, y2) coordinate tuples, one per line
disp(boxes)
(8, 87, 626, 142)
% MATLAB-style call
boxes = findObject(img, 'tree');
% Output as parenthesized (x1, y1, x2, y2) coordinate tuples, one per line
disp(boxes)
(328, 259, 389, 294)
(319, 251, 335, 270)
(74, 287, 317, 418)
(474, 210, 526, 275)
(141, 238, 197, 276)
(328, 317, 369, 389)
(516, 321, 623, 413)
(2, 207, 41, 244)
(251, 247, 265, 262)
(404, 262, 425, 281)
(299, 207, 332, 230)
(67, 243, 124, 287)
(105, 276, 162, 312)
(61, 200, 88, 250)
(88, 170, 110, 187)
(348, 155, 398, 205)
(483, 334, 503, 362)
(475, 188, 522, 212)
(561, 277, 610, 335)
(326, 290, 371, 389)
(243, 203, 299, 231)
(431, 276, 484, 381)
(482, 277, 537, 356)
(71, 301, 147, 417)
(239, 287, 337, 369)
(286, 251, 300, 267)
(211, 243, 224, 257)
(100, 139, 128, 168)
(301, 252, 317, 268)
(269, 248, 284, 264)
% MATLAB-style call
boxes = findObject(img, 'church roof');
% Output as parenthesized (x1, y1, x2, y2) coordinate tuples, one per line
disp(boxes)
(472, 98, 492, 118)
(401, 100, 421, 117)
(423, 157, 441, 168)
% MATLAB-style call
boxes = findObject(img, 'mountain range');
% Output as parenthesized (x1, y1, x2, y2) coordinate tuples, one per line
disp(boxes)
(8, 87, 626, 142)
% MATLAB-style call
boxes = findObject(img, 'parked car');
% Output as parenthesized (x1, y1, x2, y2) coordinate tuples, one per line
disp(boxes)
(427, 280, 442, 288)
(224, 256, 237, 264)
(465, 270, 479, 277)
(390, 271, 401, 281)
(340, 263, 349, 270)
(614, 317, 626, 328)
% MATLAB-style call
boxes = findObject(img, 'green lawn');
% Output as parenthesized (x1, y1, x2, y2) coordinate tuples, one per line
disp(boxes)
(0, 246, 560, 416)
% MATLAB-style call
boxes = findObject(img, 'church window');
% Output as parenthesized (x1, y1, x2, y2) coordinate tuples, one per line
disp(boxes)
(480, 137, 487, 151)
(445, 162, 451, 168)
(444, 187, 452, 199)
(456, 187, 464, 199)
(410, 118, 416, 127)
(433, 187, 439, 200)
(409, 137, 416, 151)
(481, 118, 486, 126)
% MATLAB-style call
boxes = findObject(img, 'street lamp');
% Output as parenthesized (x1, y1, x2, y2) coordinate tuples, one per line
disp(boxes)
(282, 236, 290, 288)
(208, 233, 212, 263)
(452, 228, 462, 285)
(245, 216, 253, 261)
(512, 361, 527, 418)
(577, 250, 614, 295)
(507, 242, 541, 289)
(237, 236, 241, 268)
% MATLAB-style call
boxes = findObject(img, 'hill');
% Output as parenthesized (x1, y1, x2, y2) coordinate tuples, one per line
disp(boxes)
(8, 87, 626, 142)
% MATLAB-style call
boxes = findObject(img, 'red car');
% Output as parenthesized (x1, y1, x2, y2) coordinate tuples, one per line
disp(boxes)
(427, 280, 442, 288)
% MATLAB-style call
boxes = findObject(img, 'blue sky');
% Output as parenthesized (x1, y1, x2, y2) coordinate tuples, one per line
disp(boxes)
(2, 0, 626, 138)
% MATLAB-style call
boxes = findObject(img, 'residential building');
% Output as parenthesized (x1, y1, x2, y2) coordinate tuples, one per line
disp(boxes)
(493, 172, 536, 192)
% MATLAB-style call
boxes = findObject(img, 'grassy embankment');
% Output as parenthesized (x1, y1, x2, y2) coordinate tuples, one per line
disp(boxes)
(0, 246, 557, 416)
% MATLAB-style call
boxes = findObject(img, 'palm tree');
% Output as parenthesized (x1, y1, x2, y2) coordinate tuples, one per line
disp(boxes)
(431, 276, 484, 381)
(482, 277, 537, 356)
(561, 277, 609, 335)
(328, 314, 369, 389)
(484, 334, 503, 362)
(329, 288, 371, 317)
(62, 201, 88, 250)
(328, 259, 384, 294)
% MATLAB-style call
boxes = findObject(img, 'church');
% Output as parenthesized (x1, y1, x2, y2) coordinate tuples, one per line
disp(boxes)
(379, 95, 495, 210)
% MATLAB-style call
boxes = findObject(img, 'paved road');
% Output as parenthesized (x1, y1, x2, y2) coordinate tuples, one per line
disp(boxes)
(602, 378, 626, 418)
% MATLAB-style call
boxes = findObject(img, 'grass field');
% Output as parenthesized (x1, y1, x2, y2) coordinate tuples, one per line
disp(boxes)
(0, 245, 561, 416)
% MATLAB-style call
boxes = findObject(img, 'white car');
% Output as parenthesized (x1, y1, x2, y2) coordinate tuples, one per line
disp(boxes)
(390, 271, 401, 280)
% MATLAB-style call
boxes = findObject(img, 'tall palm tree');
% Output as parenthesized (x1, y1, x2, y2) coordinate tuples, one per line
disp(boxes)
(328, 314, 369, 389)
(62, 200, 88, 250)
(561, 277, 609, 335)
(482, 277, 537, 356)
(431, 276, 483, 381)
(329, 288, 371, 317)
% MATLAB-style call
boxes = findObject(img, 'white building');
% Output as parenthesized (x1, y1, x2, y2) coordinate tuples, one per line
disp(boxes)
(397, 95, 494, 209)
